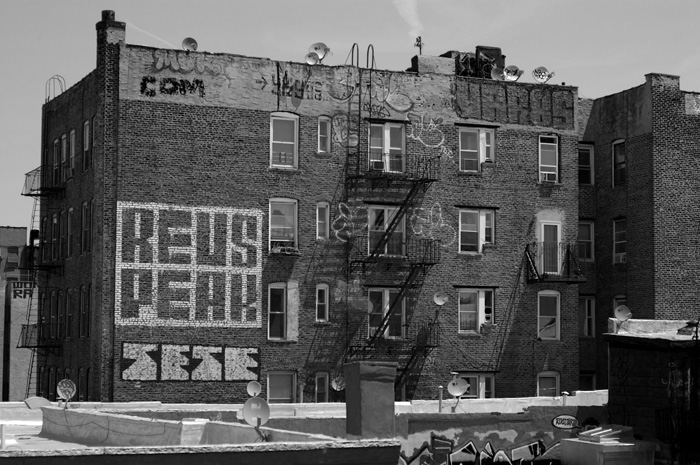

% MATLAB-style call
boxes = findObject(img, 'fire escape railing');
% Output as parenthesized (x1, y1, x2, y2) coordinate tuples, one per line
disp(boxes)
(524, 242, 585, 283)
(346, 151, 440, 182)
(22, 166, 64, 198)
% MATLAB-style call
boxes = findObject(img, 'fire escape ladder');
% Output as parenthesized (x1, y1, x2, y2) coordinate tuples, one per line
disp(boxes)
(524, 244, 541, 282)
(367, 182, 423, 261)
(395, 320, 440, 390)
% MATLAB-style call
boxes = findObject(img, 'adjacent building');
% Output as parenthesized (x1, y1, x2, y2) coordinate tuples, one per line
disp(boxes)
(23, 10, 588, 403)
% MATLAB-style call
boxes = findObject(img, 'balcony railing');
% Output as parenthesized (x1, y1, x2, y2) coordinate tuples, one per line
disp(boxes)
(17, 323, 61, 349)
(525, 242, 585, 283)
(349, 235, 441, 266)
(346, 151, 440, 182)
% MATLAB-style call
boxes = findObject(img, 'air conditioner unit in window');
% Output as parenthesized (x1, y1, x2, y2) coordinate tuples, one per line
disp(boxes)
(540, 172, 557, 183)
(370, 161, 385, 171)
(614, 253, 627, 264)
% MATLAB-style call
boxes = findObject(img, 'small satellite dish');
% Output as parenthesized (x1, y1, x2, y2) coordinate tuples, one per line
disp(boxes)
(331, 376, 345, 391)
(433, 292, 449, 306)
(504, 65, 524, 81)
(182, 37, 198, 51)
(490, 67, 505, 81)
(614, 305, 632, 322)
(246, 380, 262, 397)
(447, 377, 469, 397)
(532, 66, 555, 84)
(309, 42, 330, 61)
(56, 379, 76, 402)
(305, 52, 320, 65)
(242, 396, 270, 427)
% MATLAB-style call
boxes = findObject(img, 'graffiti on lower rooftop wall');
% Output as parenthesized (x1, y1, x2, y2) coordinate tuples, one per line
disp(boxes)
(115, 202, 263, 328)
(151, 49, 225, 75)
(406, 112, 454, 160)
(121, 343, 259, 382)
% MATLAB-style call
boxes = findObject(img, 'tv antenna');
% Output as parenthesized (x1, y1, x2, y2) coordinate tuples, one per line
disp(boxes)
(414, 36, 424, 55)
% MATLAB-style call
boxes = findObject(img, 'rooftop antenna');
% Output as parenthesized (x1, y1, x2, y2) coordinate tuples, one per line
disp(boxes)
(414, 36, 424, 55)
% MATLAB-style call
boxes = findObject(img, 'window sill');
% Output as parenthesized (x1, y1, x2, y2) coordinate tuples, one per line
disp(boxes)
(267, 339, 298, 343)
(537, 181, 563, 187)
(269, 165, 299, 172)
(458, 332, 482, 338)
(314, 321, 331, 326)
(457, 251, 483, 258)
(313, 151, 332, 159)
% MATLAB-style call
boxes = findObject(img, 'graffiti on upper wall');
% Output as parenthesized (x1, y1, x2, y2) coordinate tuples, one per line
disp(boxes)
(410, 202, 457, 249)
(10, 281, 35, 299)
(151, 49, 225, 75)
(331, 202, 367, 242)
(685, 94, 700, 115)
(140, 76, 206, 97)
(331, 113, 359, 148)
(115, 202, 263, 327)
(121, 343, 258, 381)
(406, 112, 454, 160)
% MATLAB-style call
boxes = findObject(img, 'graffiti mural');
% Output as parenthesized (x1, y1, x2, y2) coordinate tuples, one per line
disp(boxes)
(410, 202, 456, 249)
(331, 202, 367, 242)
(140, 76, 205, 97)
(331, 113, 359, 148)
(115, 202, 263, 327)
(151, 49, 225, 75)
(10, 281, 35, 299)
(121, 343, 258, 381)
(406, 112, 454, 160)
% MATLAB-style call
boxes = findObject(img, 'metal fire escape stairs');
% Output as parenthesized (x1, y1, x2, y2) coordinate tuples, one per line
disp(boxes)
(523, 242, 585, 284)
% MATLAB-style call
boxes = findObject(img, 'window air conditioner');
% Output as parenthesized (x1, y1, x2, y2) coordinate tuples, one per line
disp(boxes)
(614, 253, 626, 264)
(371, 161, 385, 171)
(540, 172, 557, 183)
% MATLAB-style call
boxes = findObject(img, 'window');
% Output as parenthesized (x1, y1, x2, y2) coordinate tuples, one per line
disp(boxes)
(51, 214, 59, 260)
(578, 221, 594, 261)
(316, 283, 329, 322)
(613, 218, 627, 264)
(81, 202, 91, 253)
(69, 130, 76, 179)
(459, 209, 494, 253)
(79, 285, 90, 338)
(538, 290, 560, 340)
(57, 292, 65, 338)
(539, 135, 559, 183)
(456, 373, 495, 399)
(65, 290, 72, 338)
(48, 367, 56, 401)
(67, 208, 74, 257)
(41, 217, 48, 263)
(318, 117, 331, 153)
(316, 202, 329, 240)
(270, 199, 297, 251)
(268, 283, 288, 339)
(612, 140, 626, 186)
(315, 372, 329, 402)
(459, 127, 494, 172)
(579, 297, 595, 337)
(78, 368, 86, 401)
(368, 288, 405, 339)
(579, 145, 593, 185)
(53, 139, 60, 185)
(270, 112, 298, 168)
(50, 291, 57, 339)
(4, 246, 19, 272)
(613, 295, 627, 309)
(369, 123, 405, 172)
(458, 289, 494, 333)
(59, 210, 66, 259)
(368, 206, 405, 256)
(537, 371, 560, 397)
(540, 222, 560, 274)
(61, 134, 68, 182)
(83, 120, 91, 171)
(268, 371, 296, 403)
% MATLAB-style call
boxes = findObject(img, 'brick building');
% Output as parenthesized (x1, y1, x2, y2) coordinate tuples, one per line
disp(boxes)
(577, 73, 700, 389)
(24, 11, 585, 403)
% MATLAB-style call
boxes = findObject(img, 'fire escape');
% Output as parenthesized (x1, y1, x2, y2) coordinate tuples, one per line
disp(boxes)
(17, 166, 64, 398)
(523, 241, 585, 284)
(342, 147, 441, 399)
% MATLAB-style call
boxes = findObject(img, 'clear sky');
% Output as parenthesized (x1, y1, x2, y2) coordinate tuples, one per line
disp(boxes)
(1, 0, 699, 230)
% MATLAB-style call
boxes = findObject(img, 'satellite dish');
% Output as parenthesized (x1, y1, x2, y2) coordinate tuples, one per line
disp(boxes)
(504, 65, 524, 81)
(246, 380, 262, 397)
(614, 305, 632, 322)
(532, 66, 555, 84)
(182, 37, 198, 51)
(331, 376, 345, 391)
(242, 396, 270, 427)
(447, 377, 469, 397)
(433, 292, 449, 306)
(56, 379, 76, 402)
(490, 67, 505, 81)
(309, 42, 330, 61)
(305, 52, 320, 65)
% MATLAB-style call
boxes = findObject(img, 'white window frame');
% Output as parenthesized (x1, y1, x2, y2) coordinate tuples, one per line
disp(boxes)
(537, 371, 560, 397)
(368, 288, 405, 339)
(539, 135, 559, 183)
(267, 371, 297, 403)
(318, 116, 331, 153)
(316, 202, 329, 240)
(269, 199, 298, 251)
(612, 139, 626, 187)
(458, 289, 494, 333)
(579, 144, 594, 185)
(578, 221, 594, 261)
(69, 130, 76, 179)
(369, 122, 405, 173)
(316, 283, 329, 322)
(456, 372, 495, 399)
(538, 290, 560, 341)
(270, 112, 298, 169)
(268, 282, 288, 340)
(579, 296, 595, 337)
(458, 127, 494, 172)
(613, 295, 627, 310)
(315, 372, 329, 402)
(368, 206, 405, 256)
(459, 209, 494, 253)
(83, 120, 91, 171)
(540, 222, 561, 274)
(613, 218, 626, 264)
(61, 134, 68, 182)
